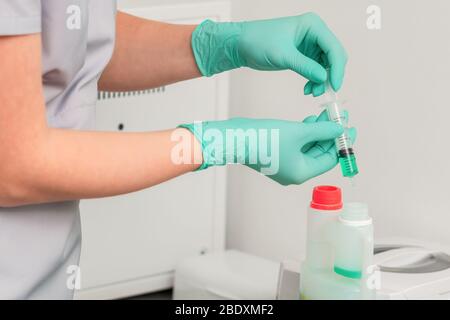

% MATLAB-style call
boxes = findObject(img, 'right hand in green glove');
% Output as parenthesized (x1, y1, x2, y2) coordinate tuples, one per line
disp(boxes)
(191, 13, 348, 96)
(180, 112, 356, 186)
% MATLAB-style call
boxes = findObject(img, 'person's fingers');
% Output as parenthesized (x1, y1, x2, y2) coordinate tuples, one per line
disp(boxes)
(301, 111, 351, 154)
(312, 83, 326, 97)
(302, 111, 334, 153)
(304, 113, 336, 157)
(301, 115, 320, 152)
(301, 121, 343, 145)
(304, 109, 352, 157)
(307, 126, 357, 158)
(316, 109, 329, 121)
(328, 51, 347, 92)
(304, 149, 339, 179)
(305, 140, 334, 158)
(319, 52, 329, 69)
(314, 21, 348, 91)
(285, 48, 327, 83)
(304, 81, 313, 95)
(302, 115, 318, 124)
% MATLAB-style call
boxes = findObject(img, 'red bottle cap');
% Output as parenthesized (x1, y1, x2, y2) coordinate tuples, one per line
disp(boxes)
(310, 186, 343, 211)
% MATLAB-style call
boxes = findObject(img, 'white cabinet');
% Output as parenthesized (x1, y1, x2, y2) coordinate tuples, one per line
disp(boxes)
(75, 2, 230, 300)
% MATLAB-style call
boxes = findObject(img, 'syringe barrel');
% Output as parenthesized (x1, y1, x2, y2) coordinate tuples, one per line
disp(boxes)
(324, 101, 353, 154)
(322, 100, 359, 178)
(320, 69, 359, 178)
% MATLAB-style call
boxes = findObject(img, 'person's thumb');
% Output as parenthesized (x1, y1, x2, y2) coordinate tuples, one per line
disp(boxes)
(302, 121, 343, 144)
(285, 48, 327, 83)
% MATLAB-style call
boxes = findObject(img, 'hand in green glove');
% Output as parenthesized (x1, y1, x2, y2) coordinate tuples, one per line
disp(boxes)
(180, 111, 356, 186)
(192, 13, 348, 95)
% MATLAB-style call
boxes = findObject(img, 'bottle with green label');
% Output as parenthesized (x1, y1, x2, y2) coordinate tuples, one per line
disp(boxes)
(300, 187, 375, 300)
(333, 202, 375, 299)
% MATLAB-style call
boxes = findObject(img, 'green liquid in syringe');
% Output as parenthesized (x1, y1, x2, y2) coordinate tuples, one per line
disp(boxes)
(338, 153, 359, 178)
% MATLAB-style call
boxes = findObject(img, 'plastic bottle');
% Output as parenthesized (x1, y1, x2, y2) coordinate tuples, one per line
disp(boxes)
(300, 186, 343, 300)
(334, 203, 375, 299)
(300, 189, 375, 300)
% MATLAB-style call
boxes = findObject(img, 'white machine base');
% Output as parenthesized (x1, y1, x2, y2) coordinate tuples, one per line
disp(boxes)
(174, 239, 450, 300)
(173, 250, 280, 300)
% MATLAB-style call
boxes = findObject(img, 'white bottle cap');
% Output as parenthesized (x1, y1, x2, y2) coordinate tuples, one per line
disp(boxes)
(339, 203, 372, 226)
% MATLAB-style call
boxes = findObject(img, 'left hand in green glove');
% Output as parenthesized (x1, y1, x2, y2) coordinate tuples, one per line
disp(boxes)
(192, 12, 348, 95)
(179, 110, 356, 186)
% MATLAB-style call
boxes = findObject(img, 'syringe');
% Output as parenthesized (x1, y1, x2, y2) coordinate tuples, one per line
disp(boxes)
(321, 76, 359, 178)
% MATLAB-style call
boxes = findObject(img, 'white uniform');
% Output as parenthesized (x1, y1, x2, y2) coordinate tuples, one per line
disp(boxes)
(0, 0, 117, 299)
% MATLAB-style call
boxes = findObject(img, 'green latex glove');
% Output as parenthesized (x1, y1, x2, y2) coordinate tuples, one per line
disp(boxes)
(179, 112, 356, 186)
(191, 13, 348, 95)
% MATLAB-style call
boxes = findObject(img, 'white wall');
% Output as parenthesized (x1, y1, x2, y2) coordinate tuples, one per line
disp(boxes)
(121, 0, 450, 262)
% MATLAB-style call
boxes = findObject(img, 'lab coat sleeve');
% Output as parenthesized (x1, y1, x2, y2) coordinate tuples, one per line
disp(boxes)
(0, 0, 41, 36)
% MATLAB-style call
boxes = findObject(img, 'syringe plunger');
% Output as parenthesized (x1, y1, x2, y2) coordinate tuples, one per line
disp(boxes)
(322, 78, 359, 178)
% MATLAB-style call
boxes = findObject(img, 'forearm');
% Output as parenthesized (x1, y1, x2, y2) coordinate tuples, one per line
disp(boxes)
(0, 33, 202, 207)
(2, 128, 201, 207)
(99, 12, 201, 92)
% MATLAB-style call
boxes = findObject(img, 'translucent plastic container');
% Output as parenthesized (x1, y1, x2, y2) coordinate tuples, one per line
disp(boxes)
(301, 265, 363, 300)
(300, 189, 375, 300)
(301, 186, 343, 300)
(334, 203, 375, 299)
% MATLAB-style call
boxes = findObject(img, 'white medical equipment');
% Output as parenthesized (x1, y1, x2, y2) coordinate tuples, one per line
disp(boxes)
(174, 250, 279, 300)
(373, 238, 450, 299)
(172, 239, 450, 300)
(279, 238, 450, 300)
